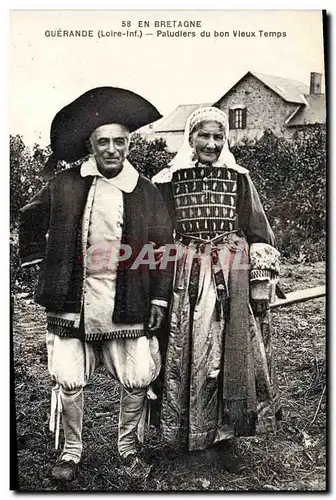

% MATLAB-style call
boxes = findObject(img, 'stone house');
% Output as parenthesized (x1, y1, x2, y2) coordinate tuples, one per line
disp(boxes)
(147, 71, 326, 152)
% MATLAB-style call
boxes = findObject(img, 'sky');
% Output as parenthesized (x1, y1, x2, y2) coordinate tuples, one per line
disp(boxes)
(9, 9, 325, 148)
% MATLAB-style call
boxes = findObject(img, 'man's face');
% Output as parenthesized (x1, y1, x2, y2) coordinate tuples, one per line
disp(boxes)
(190, 121, 225, 165)
(89, 123, 130, 178)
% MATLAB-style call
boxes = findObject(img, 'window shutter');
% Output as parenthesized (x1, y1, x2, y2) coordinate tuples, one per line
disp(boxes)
(242, 108, 247, 129)
(229, 109, 234, 129)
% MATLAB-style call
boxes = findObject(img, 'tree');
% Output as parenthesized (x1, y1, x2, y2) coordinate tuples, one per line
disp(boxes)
(231, 124, 326, 260)
(10, 134, 50, 228)
(128, 134, 175, 179)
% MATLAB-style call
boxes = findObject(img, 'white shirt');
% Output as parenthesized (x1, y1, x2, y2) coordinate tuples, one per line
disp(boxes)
(80, 157, 144, 340)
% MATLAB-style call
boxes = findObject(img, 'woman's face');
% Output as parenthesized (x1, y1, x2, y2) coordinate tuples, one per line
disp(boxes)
(190, 121, 225, 165)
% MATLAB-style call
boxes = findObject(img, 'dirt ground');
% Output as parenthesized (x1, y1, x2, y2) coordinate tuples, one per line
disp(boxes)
(11, 261, 326, 492)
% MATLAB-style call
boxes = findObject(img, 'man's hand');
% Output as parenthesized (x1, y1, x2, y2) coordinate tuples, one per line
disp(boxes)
(147, 304, 166, 338)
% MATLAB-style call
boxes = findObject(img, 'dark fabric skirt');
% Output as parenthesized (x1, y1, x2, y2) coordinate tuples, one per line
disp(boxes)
(159, 235, 281, 451)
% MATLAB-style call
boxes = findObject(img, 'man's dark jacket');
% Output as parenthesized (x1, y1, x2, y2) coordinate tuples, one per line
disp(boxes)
(19, 165, 173, 326)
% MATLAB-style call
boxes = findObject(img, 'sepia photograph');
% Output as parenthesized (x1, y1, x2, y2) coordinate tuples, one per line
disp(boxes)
(9, 8, 327, 492)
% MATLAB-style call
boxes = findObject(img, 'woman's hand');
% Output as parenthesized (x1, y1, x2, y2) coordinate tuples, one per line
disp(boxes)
(251, 299, 269, 317)
(250, 279, 270, 316)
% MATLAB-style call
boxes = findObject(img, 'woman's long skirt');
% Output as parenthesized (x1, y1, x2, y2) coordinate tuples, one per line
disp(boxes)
(160, 236, 281, 451)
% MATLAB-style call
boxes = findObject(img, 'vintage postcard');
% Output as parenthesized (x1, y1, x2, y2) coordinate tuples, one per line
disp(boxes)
(10, 9, 327, 492)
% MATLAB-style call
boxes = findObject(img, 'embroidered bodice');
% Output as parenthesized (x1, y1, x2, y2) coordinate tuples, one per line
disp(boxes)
(171, 166, 237, 240)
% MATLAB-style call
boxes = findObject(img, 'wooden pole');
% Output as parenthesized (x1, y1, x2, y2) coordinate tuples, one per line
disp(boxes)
(270, 285, 325, 309)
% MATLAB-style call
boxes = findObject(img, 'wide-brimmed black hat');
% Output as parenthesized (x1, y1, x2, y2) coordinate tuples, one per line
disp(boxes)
(50, 87, 162, 162)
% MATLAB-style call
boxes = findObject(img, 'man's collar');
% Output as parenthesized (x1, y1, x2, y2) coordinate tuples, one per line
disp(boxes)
(80, 156, 139, 193)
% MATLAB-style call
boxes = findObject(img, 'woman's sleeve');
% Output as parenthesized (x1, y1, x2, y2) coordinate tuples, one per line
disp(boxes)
(237, 172, 275, 246)
(148, 183, 174, 306)
(237, 173, 280, 298)
(154, 181, 176, 228)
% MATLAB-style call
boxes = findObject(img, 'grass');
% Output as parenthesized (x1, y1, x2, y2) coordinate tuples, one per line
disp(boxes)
(11, 261, 326, 492)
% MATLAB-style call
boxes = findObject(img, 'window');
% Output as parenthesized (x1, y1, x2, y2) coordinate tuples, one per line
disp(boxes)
(229, 107, 247, 130)
(234, 109, 243, 129)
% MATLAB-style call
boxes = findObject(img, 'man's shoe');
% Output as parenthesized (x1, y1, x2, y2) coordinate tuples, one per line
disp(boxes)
(51, 459, 78, 482)
(121, 453, 152, 481)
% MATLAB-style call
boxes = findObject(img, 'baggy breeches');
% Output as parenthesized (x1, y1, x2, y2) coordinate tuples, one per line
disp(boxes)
(46, 333, 161, 462)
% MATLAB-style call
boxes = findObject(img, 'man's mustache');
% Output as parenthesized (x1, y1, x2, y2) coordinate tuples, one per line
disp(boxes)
(202, 147, 220, 152)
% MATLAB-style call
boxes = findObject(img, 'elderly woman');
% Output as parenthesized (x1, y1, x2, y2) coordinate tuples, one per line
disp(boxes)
(152, 107, 281, 451)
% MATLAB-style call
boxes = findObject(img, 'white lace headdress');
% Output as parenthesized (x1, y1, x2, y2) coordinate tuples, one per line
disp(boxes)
(152, 106, 241, 183)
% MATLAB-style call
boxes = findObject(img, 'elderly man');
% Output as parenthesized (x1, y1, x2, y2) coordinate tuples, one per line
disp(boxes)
(19, 87, 172, 483)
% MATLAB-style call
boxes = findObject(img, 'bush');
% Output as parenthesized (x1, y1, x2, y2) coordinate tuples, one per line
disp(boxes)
(10, 136, 50, 295)
(128, 134, 175, 178)
(10, 135, 50, 228)
(231, 125, 326, 262)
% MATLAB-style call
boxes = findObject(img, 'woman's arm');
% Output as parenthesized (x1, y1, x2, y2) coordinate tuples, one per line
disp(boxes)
(237, 172, 280, 310)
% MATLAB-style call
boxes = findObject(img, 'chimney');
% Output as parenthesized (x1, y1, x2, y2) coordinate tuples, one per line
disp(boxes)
(309, 72, 322, 95)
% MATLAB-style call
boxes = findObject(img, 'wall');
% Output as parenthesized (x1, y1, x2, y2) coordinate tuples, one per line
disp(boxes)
(216, 73, 299, 145)
(154, 131, 184, 152)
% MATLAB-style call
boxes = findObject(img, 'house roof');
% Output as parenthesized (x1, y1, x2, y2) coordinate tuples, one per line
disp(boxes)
(154, 103, 211, 132)
(212, 71, 310, 106)
(153, 71, 324, 134)
(286, 94, 326, 126)
(249, 71, 309, 105)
